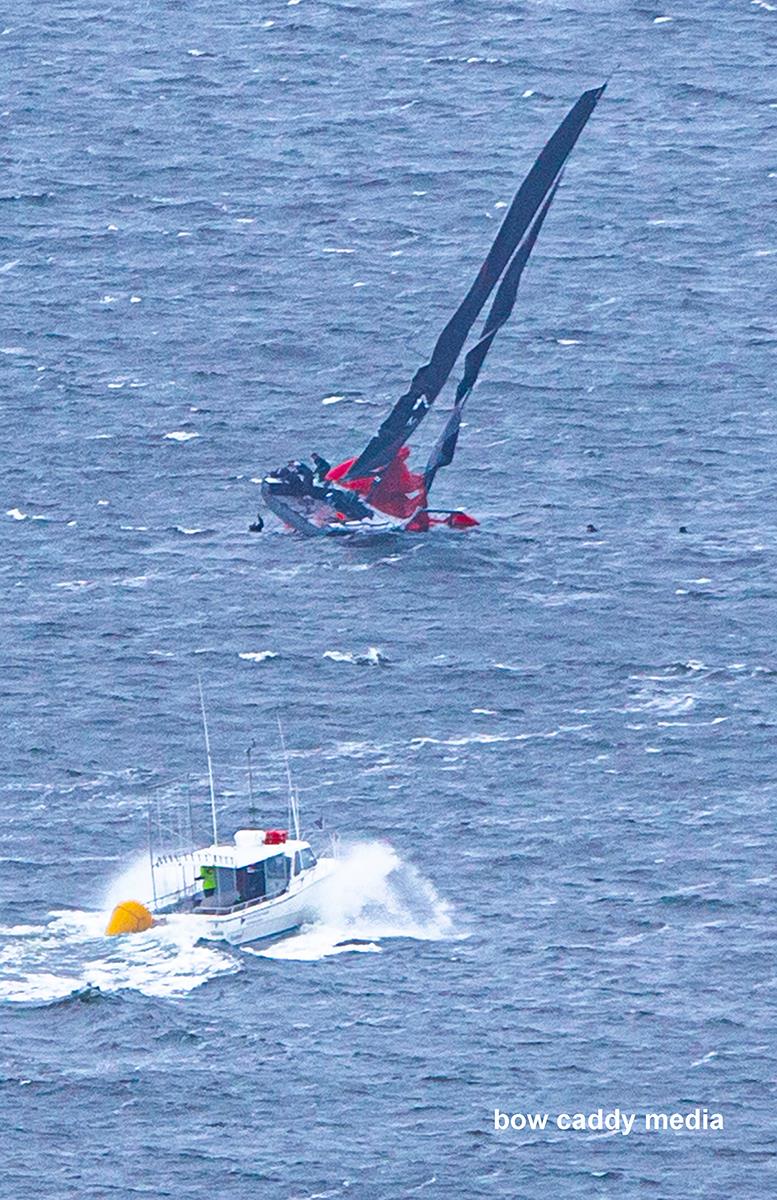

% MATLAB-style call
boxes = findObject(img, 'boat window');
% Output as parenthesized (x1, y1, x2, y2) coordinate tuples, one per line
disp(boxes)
(299, 848, 317, 870)
(264, 853, 290, 899)
(241, 863, 267, 902)
(293, 851, 302, 876)
(211, 867, 238, 907)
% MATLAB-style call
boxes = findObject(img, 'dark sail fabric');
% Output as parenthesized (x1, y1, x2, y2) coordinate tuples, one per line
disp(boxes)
(345, 83, 606, 481)
(423, 176, 561, 491)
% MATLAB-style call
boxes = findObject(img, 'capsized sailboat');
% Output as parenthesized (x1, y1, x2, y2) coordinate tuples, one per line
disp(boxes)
(259, 83, 606, 538)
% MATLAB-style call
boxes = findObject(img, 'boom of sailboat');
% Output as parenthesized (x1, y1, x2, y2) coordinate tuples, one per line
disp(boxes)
(258, 83, 607, 538)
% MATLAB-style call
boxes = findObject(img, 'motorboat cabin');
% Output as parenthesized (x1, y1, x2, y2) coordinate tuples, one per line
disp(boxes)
(190, 828, 318, 913)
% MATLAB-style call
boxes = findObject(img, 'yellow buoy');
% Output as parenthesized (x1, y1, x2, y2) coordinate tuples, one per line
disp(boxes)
(105, 899, 155, 937)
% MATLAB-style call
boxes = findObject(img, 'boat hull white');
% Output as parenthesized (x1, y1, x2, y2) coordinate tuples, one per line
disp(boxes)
(182, 859, 336, 946)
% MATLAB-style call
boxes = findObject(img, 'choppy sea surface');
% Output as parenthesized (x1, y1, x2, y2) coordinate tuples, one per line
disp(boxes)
(2, 1, 776, 1196)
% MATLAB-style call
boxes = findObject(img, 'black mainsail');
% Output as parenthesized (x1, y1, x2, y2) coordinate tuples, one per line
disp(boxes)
(344, 83, 606, 483)
(423, 176, 561, 490)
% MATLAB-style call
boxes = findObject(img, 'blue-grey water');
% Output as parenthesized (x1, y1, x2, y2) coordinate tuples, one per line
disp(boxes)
(2, 1, 776, 1196)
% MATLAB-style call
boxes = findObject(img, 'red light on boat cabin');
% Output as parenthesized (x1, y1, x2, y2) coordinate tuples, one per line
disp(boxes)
(264, 829, 288, 845)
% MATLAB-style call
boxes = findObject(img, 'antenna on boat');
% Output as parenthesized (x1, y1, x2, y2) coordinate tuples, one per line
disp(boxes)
(198, 675, 219, 847)
(276, 713, 301, 841)
(246, 739, 257, 825)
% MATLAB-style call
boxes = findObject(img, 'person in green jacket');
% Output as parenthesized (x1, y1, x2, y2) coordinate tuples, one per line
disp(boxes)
(200, 865, 216, 899)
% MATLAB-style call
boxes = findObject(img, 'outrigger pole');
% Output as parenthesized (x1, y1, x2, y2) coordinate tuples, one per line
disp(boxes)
(246, 740, 257, 823)
(146, 800, 158, 907)
(277, 714, 301, 841)
(198, 675, 219, 847)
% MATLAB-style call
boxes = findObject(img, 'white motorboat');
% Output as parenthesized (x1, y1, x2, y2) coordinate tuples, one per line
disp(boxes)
(106, 688, 336, 946)
(106, 827, 336, 947)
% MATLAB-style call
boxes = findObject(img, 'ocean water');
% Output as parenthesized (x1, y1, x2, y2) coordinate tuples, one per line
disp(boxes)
(2, 0, 776, 1195)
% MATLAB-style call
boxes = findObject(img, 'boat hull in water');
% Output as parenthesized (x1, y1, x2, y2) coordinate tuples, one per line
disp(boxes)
(260, 480, 406, 538)
(180, 857, 336, 946)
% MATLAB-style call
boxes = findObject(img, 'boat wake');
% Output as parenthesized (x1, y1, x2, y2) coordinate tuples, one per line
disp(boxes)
(250, 840, 458, 961)
(0, 907, 239, 1005)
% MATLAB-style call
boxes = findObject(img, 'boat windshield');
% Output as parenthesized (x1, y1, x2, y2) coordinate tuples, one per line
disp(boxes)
(237, 853, 290, 903)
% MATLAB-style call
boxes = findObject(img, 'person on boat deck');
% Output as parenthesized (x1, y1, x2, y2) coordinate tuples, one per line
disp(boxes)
(310, 452, 331, 484)
(326, 447, 427, 519)
(200, 865, 216, 899)
(277, 460, 314, 495)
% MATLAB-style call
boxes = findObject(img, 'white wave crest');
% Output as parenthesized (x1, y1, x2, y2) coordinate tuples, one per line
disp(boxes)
(323, 647, 388, 667)
(627, 692, 697, 714)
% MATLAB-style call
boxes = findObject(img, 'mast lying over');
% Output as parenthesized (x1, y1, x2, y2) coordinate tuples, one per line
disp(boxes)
(344, 84, 606, 483)
(423, 176, 561, 490)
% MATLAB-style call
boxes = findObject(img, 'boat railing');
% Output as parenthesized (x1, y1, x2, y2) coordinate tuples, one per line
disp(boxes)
(196, 890, 285, 917)
(148, 884, 199, 914)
